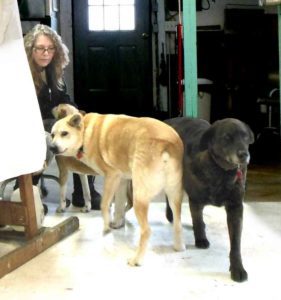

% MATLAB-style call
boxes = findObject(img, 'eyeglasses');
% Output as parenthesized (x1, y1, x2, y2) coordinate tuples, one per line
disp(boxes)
(33, 46, 56, 54)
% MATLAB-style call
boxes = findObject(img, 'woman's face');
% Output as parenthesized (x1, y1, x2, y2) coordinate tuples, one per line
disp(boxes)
(32, 34, 56, 68)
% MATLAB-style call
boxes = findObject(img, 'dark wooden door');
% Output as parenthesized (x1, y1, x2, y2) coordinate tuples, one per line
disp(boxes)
(73, 0, 153, 116)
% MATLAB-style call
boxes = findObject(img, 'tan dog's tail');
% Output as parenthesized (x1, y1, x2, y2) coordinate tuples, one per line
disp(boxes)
(161, 138, 183, 163)
(162, 151, 170, 163)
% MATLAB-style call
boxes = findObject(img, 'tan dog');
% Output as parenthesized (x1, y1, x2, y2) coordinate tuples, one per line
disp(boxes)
(50, 112, 185, 266)
(52, 104, 131, 225)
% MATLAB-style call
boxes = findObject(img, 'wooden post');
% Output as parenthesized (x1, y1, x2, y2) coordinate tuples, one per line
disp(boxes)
(182, 0, 198, 117)
(0, 174, 38, 239)
(18, 175, 38, 239)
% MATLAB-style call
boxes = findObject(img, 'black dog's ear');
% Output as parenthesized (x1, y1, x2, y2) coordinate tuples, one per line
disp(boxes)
(68, 113, 82, 128)
(244, 123, 255, 144)
(199, 126, 215, 150)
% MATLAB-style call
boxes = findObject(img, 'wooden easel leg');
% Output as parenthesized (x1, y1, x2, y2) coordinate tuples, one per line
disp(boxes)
(0, 173, 80, 279)
(18, 175, 38, 239)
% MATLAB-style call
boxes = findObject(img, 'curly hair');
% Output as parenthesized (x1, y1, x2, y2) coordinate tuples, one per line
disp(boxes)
(24, 24, 69, 93)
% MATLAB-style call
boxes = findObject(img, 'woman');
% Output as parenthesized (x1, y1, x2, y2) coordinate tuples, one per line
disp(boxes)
(24, 24, 101, 210)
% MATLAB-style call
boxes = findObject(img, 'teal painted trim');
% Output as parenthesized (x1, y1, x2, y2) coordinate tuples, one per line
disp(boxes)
(182, 0, 198, 117)
(278, 5, 281, 130)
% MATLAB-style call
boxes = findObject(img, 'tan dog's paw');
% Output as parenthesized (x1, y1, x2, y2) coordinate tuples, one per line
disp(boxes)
(127, 256, 142, 267)
(81, 205, 91, 213)
(56, 207, 66, 213)
(173, 241, 186, 252)
(110, 218, 125, 229)
(103, 227, 111, 235)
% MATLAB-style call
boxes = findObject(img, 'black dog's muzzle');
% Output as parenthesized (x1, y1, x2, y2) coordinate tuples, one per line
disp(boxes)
(237, 149, 250, 163)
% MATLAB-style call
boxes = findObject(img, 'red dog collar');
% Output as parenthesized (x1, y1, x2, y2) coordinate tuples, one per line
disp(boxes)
(235, 167, 243, 182)
(76, 146, 84, 159)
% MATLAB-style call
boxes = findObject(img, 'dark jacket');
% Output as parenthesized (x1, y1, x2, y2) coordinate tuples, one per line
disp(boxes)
(37, 66, 76, 131)
(37, 82, 73, 120)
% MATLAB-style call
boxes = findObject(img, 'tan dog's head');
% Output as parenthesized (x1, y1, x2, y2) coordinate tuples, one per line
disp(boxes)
(50, 113, 84, 157)
(52, 104, 86, 120)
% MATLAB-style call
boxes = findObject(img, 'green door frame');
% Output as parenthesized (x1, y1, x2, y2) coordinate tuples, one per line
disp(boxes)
(183, 1, 281, 127)
(182, 0, 198, 117)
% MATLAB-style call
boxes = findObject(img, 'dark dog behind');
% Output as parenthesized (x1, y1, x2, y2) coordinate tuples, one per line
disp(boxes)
(165, 117, 254, 282)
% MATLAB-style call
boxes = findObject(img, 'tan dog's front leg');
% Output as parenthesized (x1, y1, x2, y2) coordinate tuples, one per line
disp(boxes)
(101, 174, 121, 234)
(56, 163, 69, 213)
(79, 174, 91, 212)
(111, 179, 130, 229)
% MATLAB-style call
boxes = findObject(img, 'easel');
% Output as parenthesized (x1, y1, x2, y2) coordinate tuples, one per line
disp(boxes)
(0, 174, 79, 279)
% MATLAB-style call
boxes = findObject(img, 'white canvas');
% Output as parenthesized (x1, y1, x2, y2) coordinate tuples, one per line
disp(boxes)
(0, 0, 46, 181)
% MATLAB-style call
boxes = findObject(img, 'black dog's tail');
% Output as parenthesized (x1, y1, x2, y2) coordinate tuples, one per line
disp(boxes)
(165, 197, 173, 223)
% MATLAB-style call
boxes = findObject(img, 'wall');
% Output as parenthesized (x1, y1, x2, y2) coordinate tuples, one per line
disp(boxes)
(58, 0, 277, 114)
(59, 0, 74, 102)
(197, 0, 261, 28)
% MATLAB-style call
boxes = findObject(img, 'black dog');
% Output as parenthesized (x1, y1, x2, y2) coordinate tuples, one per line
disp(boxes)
(165, 117, 254, 282)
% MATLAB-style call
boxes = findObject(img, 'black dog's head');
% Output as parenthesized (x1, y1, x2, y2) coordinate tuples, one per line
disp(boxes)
(200, 118, 254, 170)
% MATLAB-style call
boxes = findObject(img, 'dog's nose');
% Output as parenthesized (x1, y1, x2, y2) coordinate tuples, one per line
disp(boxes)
(49, 144, 59, 154)
(237, 150, 249, 161)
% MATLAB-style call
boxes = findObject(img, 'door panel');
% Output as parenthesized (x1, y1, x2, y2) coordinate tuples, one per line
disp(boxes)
(73, 0, 153, 116)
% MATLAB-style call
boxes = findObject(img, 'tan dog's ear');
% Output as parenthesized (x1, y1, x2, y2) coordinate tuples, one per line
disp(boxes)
(52, 104, 80, 120)
(58, 108, 68, 119)
(68, 113, 82, 128)
(79, 110, 86, 116)
(52, 106, 68, 120)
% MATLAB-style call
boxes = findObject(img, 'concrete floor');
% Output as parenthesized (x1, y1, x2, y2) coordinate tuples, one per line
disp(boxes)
(0, 161, 281, 299)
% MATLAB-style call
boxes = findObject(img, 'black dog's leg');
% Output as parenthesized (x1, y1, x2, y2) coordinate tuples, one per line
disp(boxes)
(225, 203, 248, 282)
(165, 197, 173, 223)
(189, 201, 210, 249)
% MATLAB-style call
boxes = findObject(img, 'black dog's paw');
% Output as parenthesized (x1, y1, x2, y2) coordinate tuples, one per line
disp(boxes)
(195, 239, 210, 249)
(230, 267, 248, 282)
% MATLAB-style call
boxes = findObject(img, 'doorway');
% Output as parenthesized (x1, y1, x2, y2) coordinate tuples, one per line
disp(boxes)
(73, 0, 153, 116)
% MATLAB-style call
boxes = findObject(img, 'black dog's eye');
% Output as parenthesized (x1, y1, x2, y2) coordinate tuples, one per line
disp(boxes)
(242, 132, 249, 141)
(61, 131, 68, 137)
(223, 134, 231, 142)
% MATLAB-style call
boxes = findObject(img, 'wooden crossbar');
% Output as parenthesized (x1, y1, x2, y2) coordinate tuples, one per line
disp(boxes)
(0, 173, 79, 278)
